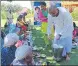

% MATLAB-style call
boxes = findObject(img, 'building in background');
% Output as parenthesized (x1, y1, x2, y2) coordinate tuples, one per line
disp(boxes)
(62, 1, 78, 13)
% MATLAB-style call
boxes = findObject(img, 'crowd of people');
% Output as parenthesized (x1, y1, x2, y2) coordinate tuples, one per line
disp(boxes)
(1, 1, 78, 66)
(1, 9, 34, 65)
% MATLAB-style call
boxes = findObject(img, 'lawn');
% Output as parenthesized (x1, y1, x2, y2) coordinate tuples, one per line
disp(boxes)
(32, 27, 78, 65)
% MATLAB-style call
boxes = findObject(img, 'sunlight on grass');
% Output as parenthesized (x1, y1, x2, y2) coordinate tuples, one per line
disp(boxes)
(49, 50, 52, 53)
(71, 51, 76, 54)
(35, 26, 41, 30)
(52, 61, 56, 64)
(56, 63, 60, 66)
(46, 57, 53, 61)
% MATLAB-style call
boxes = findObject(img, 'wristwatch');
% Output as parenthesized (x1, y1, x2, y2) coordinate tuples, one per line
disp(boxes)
(59, 34, 62, 37)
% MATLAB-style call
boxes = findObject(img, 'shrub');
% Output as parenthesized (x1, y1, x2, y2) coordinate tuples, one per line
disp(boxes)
(71, 7, 78, 21)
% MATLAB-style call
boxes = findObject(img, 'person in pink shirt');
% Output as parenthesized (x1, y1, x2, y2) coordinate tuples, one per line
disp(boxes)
(38, 2, 48, 33)
(38, 2, 50, 45)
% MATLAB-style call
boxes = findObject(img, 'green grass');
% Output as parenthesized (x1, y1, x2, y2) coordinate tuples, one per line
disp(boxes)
(32, 27, 78, 65)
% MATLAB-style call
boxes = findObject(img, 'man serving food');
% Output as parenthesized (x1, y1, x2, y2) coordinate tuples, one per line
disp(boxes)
(47, 5, 74, 60)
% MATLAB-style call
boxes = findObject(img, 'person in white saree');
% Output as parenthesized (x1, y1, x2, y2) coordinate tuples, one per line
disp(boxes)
(47, 5, 74, 60)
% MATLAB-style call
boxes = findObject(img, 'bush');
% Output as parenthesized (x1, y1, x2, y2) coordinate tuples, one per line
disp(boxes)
(13, 13, 18, 19)
(1, 11, 7, 19)
(26, 13, 34, 18)
(71, 7, 78, 21)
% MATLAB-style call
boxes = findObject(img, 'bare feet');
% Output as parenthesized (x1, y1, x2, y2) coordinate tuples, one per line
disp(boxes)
(66, 56, 70, 61)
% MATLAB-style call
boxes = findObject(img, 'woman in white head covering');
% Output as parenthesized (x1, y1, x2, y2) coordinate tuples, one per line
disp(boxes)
(11, 44, 35, 66)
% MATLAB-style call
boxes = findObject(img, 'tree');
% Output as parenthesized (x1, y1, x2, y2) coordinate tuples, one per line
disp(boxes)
(1, 2, 23, 13)
(12, 4, 23, 13)
(71, 7, 78, 21)
(1, 3, 23, 19)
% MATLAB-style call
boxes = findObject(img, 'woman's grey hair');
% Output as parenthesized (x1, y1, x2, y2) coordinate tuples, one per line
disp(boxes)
(48, 5, 57, 12)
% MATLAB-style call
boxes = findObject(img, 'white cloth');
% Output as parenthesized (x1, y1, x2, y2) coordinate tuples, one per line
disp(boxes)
(53, 37, 72, 56)
(47, 7, 74, 38)
(4, 33, 19, 47)
(15, 44, 32, 60)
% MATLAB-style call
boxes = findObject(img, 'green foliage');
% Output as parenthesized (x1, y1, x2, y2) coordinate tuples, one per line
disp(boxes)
(1, 3, 23, 19)
(13, 13, 18, 19)
(26, 12, 34, 18)
(1, 11, 7, 19)
(1, 2, 34, 19)
(1, 3, 23, 12)
(71, 7, 78, 21)
(12, 4, 23, 13)
(32, 27, 78, 65)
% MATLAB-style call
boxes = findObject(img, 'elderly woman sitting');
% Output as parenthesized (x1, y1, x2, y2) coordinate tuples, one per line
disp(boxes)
(11, 44, 35, 66)
(17, 12, 27, 26)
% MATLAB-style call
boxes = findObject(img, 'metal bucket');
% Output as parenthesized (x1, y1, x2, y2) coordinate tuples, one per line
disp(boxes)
(53, 44, 63, 62)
